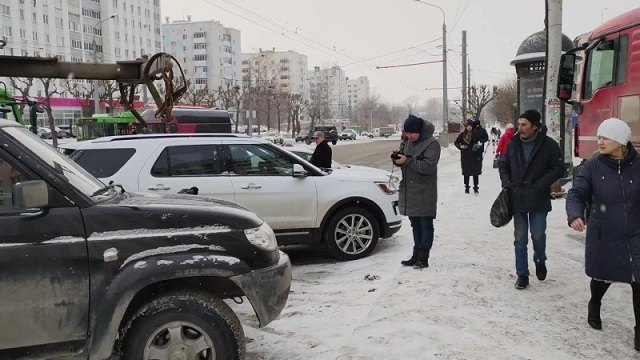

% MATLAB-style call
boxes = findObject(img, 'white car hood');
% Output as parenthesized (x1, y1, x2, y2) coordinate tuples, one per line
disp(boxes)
(328, 165, 398, 182)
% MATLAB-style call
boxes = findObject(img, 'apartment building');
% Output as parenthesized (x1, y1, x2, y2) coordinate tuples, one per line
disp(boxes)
(347, 76, 370, 109)
(162, 16, 241, 92)
(241, 48, 308, 95)
(0, 0, 161, 124)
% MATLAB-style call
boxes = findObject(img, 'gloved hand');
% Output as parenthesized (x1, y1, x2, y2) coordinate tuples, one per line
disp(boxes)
(472, 142, 482, 151)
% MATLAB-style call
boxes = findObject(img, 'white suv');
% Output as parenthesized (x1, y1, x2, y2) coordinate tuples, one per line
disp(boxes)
(69, 134, 403, 260)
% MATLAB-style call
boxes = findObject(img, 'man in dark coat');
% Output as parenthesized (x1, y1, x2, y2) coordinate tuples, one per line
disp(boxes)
(392, 115, 441, 269)
(498, 109, 564, 290)
(309, 131, 332, 168)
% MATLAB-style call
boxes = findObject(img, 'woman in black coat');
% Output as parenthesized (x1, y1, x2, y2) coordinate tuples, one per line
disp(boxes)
(566, 118, 640, 350)
(454, 119, 484, 193)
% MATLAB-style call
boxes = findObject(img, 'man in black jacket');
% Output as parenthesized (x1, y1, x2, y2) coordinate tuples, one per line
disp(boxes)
(499, 109, 564, 290)
(310, 131, 332, 168)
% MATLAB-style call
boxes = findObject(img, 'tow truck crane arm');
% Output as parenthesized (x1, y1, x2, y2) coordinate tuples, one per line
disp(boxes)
(0, 47, 187, 126)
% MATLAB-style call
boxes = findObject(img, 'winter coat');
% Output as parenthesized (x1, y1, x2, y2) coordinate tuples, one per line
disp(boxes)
(397, 120, 441, 217)
(496, 127, 515, 157)
(566, 144, 640, 283)
(498, 127, 564, 212)
(454, 130, 484, 176)
(474, 125, 489, 154)
(310, 140, 332, 168)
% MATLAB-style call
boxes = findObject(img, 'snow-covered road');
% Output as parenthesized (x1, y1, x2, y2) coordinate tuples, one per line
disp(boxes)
(232, 142, 638, 360)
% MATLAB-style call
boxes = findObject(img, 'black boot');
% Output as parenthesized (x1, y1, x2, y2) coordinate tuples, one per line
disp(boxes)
(635, 327, 640, 351)
(413, 249, 429, 269)
(588, 300, 602, 330)
(464, 185, 470, 194)
(401, 247, 418, 266)
(473, 186, 479, 194)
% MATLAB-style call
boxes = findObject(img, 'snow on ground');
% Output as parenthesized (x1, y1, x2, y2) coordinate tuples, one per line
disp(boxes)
(230, 141, 639, 360)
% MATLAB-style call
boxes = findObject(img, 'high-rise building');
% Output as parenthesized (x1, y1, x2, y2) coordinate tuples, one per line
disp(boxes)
(0, 0, 161, 124)
(241, 48, 308, 95)
(347, 76, 370, 108)
(162, 16, 241, 92)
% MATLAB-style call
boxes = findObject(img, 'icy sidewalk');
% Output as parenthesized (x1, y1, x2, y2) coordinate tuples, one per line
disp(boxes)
(238, 144, 638, 360)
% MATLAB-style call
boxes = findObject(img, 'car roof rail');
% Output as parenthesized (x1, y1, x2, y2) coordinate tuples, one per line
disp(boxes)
(91, 133, 250, 143)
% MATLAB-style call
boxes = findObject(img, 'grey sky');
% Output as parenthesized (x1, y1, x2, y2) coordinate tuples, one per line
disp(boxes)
(161, 0, 639, 104)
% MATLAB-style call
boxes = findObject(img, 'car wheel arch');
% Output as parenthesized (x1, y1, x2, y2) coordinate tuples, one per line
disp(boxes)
(88, 254, 250, 359)
(318, 196, 386, 240)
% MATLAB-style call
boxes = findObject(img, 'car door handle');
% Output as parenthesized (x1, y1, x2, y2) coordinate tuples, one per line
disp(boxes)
(148, 184, 171, 191)
(240, 183, 262, 189)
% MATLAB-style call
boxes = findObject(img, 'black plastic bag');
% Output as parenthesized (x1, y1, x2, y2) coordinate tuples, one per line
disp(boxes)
(490, 188, 513, 227)
(493, 155, 501, 169)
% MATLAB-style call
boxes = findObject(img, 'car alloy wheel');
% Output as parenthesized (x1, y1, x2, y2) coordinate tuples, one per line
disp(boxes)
(324, 206, 379, 260)
(144, 321, 214, 359)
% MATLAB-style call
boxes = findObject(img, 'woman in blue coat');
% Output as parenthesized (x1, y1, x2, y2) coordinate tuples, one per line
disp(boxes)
(566, 118, 640, 350)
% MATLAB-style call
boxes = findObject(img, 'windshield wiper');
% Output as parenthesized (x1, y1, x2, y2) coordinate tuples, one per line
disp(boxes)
(90, 181, 125, 197)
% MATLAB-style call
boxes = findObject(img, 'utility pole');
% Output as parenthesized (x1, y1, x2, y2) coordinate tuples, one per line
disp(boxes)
(91, 14, 118, 115)
(461, 31, 467, 123)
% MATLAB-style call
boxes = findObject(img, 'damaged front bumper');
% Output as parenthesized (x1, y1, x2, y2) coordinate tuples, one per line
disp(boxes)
(229, 250, 292, 326)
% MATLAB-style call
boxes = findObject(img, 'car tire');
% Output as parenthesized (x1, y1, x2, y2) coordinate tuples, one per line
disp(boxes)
(324, 206, 379, 261)
(305, 139, 311, 145)
(332, 140, 337, 145)
(120, 291, 245, 360)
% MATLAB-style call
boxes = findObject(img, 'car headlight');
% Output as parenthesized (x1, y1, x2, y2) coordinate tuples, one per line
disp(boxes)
(376, 175, 400, 194)
(244, 222, 278, 251)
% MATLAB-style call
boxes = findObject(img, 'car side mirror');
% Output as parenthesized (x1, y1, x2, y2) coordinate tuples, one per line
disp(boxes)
(13, 180, 49, 209)
(292, 163, 307, 178)
(557, 53, 576, 102)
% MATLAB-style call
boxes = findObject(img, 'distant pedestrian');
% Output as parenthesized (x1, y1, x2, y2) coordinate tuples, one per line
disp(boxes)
(454, 119, 484, 194)
(392, 115, 441, 269)
(566, 118, 640, 350)
(496, 123, 516, 158)
(309, 131, 332, 168)
(498, 109, 564, 290)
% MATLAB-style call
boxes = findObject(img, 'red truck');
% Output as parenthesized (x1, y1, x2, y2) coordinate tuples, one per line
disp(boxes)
(557, 7, 640, 161)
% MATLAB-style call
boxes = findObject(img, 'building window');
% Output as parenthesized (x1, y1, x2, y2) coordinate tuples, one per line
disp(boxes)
(194, 43, 207, 50)
(0, 5, 9, 16)
(194, 54, 207, 61)
(194, 31, 206, 38)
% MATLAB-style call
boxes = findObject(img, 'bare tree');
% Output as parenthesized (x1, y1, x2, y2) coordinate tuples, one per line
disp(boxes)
(273, 91, 287, 133)
(488, 77, 518, 126)
(184, 84, 208, 106)
(100, 80, 121, 114)
(38, 78, 60, 148)
(8, 77, 34, 115)
(468, 84, 498, 124)
(60, 79, 94, 117)
(288, 93, 307, 137)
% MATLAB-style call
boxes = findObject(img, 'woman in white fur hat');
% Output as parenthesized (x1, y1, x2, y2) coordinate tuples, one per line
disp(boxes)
(566, 117, 640, 350)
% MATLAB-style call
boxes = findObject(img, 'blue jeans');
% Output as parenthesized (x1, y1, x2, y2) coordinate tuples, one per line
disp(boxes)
(409, 216, 434, 251)
(513, 211, 548, 276)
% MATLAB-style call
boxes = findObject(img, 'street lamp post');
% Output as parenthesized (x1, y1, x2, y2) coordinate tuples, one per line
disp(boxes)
(415, 0, 448, 147)
(92, 14, 118, 115)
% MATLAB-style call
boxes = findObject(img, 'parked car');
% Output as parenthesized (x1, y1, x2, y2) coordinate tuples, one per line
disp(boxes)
(38, 127, 52, 139)
(69, 133, 403, 260)
(339, 129, 357, 140)
(263, 131, 284, 145)
(58, 124, 76, 138)
(0, 120, 291, 359)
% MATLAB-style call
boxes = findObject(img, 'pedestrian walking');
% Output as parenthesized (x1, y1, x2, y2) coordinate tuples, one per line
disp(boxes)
(392, 115, 441, 269)
(498, 109, 564, 290)
(496, 123, 515, 158)
(454, 119, 484, 194)
(309, 131, 332, 168)
(566, 118, 640, 350)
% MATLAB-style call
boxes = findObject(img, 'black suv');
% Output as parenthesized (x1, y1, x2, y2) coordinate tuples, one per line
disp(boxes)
(303, 125, 338, 145)
(0, 121, 291, 359)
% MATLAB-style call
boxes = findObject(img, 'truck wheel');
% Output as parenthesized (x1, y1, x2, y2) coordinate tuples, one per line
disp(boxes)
(121, 291, 244, 360)
(332, 140, 337, 145)
(324, 206, 379, 261)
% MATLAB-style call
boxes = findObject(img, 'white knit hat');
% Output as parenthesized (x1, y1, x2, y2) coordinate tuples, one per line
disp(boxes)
(597, 118, 631, 146)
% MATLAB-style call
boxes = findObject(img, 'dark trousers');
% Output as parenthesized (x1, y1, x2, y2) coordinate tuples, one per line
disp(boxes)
(464, 175, 479, 188)
(409, 216, 434, 251)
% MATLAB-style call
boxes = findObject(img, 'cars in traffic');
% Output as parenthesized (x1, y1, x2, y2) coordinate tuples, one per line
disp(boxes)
(296, 125, 339, 145)
(69, 133, 403, 260)
(339, 129, 357, 140)
(0, 120, 291, 359)
(263, 131, 284, 145)
(361, 131, 374, 138)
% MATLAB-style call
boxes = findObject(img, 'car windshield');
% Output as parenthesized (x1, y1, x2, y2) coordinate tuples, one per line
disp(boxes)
(4, 126, 110, 200)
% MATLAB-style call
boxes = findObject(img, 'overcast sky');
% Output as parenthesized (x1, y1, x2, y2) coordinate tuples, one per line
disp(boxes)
(160, 0, 639, 105)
